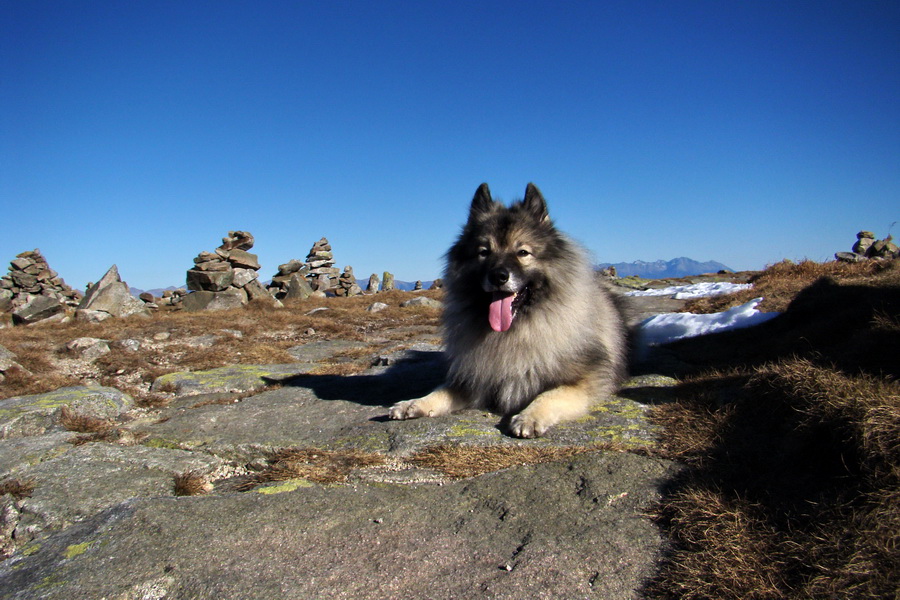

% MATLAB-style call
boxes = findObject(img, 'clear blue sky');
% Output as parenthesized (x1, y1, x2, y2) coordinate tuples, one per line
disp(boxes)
(2, 1, 898, 291)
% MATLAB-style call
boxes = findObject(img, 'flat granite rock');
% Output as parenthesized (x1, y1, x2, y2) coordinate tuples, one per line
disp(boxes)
(13, 443, 226, 535)
(0, 386, 134, 440)
(0, 451, 679, 600)
(0, 333, 685, 599)
(149, 363, 321, 396)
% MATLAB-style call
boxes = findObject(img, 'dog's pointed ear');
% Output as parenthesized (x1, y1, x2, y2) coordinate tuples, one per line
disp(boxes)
(523, 183, 549, 222)
(469, 183, 495, 220)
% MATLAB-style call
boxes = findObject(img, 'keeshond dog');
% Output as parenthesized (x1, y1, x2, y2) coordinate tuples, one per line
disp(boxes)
(389, 183, 628, 438)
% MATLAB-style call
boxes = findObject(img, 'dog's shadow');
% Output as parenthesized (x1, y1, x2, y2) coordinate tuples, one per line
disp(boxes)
(271, 350, 447, 414)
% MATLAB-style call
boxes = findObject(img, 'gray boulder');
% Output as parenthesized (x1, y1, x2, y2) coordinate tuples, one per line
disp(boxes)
(367, 273, 380, 293)
(11, 295, 64, 325)
(231, 268, 258, 288)
(181, 288, 247, 312)
(382, 271, 395, 292)
(284, 273, 314, 300)
(186, 268, 234, 292)
(223, 249, 260, 270)
(77, 265, 149, 319)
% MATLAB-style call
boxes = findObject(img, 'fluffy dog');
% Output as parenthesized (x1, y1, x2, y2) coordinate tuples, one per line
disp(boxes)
(389, 183, 628, 437)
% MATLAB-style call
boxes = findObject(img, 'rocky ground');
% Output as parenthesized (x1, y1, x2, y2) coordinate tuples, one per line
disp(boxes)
(0, 291, 692, 599)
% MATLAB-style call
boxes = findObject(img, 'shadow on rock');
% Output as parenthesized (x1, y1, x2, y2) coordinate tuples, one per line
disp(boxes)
(272, 349, 447, 408)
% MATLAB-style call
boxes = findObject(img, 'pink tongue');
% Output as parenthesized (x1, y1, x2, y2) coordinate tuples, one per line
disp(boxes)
(489, 292, 515, 332)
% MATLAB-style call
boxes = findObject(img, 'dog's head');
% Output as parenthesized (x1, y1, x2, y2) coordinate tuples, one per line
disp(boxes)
(446, 183, 575, 332)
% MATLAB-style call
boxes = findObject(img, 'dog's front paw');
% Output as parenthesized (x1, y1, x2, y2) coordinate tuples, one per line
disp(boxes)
(508, 413, 548, 438)
(388, 399, 426, 420)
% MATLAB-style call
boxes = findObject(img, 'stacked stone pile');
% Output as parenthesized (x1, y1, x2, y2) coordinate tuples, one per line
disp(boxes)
(2, 249, 82, 325)
(835, 231, 900, 263)
(267, 259, 312, 300)
(305, 237, 340, 292)
(183, 231, 275, 311)
(335, 266, 363, 297)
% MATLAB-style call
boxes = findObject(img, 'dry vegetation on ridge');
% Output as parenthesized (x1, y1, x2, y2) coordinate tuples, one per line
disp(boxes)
(0, 289, 442, 404)
(644, 259, 900, 599)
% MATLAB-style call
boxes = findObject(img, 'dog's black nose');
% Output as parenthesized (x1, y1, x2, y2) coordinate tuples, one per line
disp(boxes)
(488, 267, 509, 287)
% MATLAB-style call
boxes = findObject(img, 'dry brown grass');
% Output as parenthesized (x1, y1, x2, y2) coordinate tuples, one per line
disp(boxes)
(58, 406, 117, 434)
(0, 289, 443, 402)
(237, 448, 387, 490)
(684, 258, 898, 314)
(0, 478, 35, 500)
(408, 444, 596, 479)
(646, 259, 900, 599)
(173, 471, 214, 496)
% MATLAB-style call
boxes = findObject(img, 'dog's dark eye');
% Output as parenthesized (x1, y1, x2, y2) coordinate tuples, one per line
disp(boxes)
(478, 248, 490, 258)
(517, 249, 531, 258)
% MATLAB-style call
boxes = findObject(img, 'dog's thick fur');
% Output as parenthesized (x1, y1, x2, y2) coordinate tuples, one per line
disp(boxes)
(389, 183, 628, 438)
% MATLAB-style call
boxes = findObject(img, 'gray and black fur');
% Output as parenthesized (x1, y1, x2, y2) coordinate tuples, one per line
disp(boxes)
(390, 183, 628, 437)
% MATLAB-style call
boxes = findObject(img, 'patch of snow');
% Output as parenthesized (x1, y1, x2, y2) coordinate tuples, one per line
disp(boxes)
(625, 282, 752, 299)
(636, 297, 779, 353)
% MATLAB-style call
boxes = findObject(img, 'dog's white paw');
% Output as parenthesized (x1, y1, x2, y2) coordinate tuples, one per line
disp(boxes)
(388, 399, 425, 420)
(508, 413, 548, 438)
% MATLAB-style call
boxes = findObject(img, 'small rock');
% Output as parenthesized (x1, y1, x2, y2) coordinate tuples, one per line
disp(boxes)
(117, 339, 142, 352)
(75, 309, 113, 323)
(400, 297, 443, 309)
(835, 251, 866, 263)
(231, 268, 258, 288)
(65, 337, 111, 360)
(367, 302, 389, 313)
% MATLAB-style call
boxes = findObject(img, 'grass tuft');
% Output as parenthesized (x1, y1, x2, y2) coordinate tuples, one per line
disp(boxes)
(58, 406, 117, 434)
(408, 444, 594, 479)
(0, 478, 35, 500)
(237, 448, 387, 490)
(173, 472, 214, 496)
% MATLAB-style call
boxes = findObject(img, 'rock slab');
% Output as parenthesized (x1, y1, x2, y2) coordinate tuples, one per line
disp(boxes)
(0, 336, 681, 599)
(0, 452, 676, 600)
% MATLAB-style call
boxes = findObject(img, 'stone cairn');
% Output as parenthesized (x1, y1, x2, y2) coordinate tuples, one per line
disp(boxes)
(835, 230, 900, 263)
(268, 238, 397, 299)
(305, 237, 341, 292)
(335, 266, 363, 297)
(268, 259, 312, 300)
(269, 237, 365, 299)
(183, 231, 274, 311)
(1, 249, 82, 325)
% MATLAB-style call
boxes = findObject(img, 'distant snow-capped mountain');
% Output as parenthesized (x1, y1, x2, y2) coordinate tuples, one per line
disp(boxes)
(596, 257, 732, 279)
